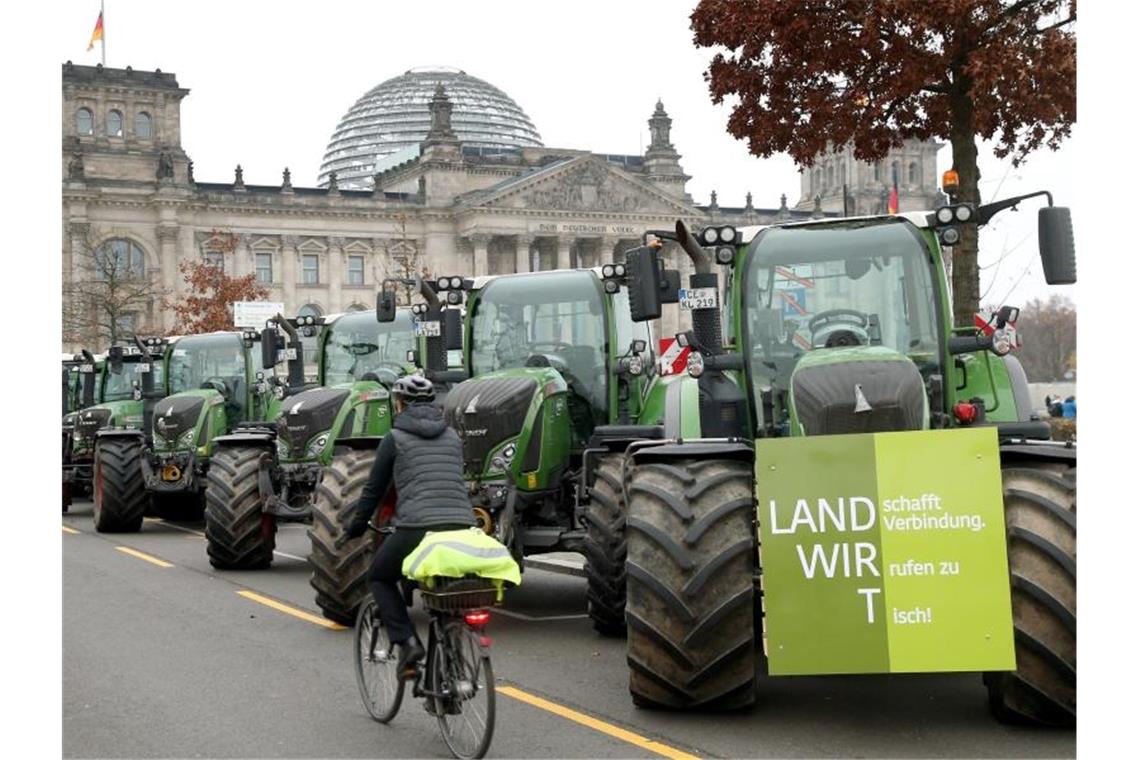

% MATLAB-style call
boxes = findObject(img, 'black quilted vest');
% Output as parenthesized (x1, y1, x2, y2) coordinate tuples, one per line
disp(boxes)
(390, 404, 476, 530)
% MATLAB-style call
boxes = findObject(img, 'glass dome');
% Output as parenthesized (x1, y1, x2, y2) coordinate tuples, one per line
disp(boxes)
(318, 67, 543, 189)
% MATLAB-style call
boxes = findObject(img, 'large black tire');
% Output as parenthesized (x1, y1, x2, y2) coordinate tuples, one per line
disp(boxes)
(985, 459, 1076, 726)
(92, 438, 146, 533)
(625, 457, 756, 709)
(205, 446, 276, 570)
(308, 448, 377, 625)
(152, 492, 205, 522)
(582, 453, 628, 636)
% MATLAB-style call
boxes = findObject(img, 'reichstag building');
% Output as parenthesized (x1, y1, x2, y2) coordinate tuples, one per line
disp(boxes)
(61, 62, 944, 351)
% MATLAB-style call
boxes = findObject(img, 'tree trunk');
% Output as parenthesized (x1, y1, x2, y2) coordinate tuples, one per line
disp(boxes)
(949, 88, 980, 327)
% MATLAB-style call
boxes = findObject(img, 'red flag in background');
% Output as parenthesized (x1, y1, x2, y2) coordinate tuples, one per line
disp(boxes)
(888, 164, 899, 214)
(87, 11, 104, 51)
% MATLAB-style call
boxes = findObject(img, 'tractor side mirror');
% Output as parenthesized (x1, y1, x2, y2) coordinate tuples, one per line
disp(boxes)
(625, 246, 663, 322)
(260, 327, 278, 369)
(444, 309, 463, 351)
(660, 269, 681, 304)
(1038, 206, 1076, 284)
(376, 290, 396, 323)
(994, 305, 1020, 329)
(107, 345, 124, 375)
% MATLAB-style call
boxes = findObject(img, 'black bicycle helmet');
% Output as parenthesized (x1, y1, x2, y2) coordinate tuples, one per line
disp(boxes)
(392, 374, 435, 403)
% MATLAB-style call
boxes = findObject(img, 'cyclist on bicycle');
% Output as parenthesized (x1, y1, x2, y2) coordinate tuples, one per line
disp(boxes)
(345, 374, 476, 679)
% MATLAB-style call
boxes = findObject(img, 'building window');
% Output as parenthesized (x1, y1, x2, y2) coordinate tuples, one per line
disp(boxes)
(116, 312, 138, 338)
(908, 162, 919, 187)
(76, 108, 93, 136)
(135, 112, 152, 139)
(94, 238, 146, 279)
(826, 165, 834, 190)
(302, 254, 320, 284)
(255, 253, 273, 284)
(107, 109, 123, 137)
(873, 163, 881, 182)
(891, 160, 900, 186)
(204, 251, 224, 270)
(347, 255, 364, 285)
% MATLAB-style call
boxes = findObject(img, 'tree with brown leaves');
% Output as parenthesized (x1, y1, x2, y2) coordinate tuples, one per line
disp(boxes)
(691, 0, 1076, 325)
(63, 229, 164, 350)
(1013, 294, 1075, 382)
(169, 230, 269, 334)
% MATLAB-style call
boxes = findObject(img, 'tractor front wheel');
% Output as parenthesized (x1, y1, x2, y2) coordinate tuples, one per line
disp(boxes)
(625, 457, 756, 709)
(308, 448, 377, 625)
(92, 438, 146, 533)
(205, 446, 276, 570)
(582, 453, 629, 636)
(985, 459, 1076, 726)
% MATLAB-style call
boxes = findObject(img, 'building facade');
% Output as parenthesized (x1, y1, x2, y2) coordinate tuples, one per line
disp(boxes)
(61, 62, 941, 353)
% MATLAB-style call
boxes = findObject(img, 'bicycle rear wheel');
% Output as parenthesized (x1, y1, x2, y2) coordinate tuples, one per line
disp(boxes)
(432, 621, 495, 759)
(353, 599, 404, 722)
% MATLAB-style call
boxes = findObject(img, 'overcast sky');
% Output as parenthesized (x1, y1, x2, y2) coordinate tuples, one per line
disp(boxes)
(59, 0, 1075, 306)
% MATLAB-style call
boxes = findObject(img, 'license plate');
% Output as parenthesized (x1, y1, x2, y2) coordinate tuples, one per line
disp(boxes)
(414, 320, 441, 337)
(678, 287, 718, 310)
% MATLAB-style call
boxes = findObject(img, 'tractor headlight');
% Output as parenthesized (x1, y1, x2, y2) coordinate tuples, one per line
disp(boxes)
(715, 246, 734, 265)
(627, 356, 644, 376)
(992, 328, 1013, 356)
(938, 227, 961, 246)
(447, 290, 462, 305)
(719, 226, 737, 243)
(686, 352, 705, 378)
(603, 279, 619, 294)
(276, 437, 289, 459)
(701, 227, 719, 245)
(935, 206, 955, 225)
(491, 442, 517, 473)
(437, 276, 450, 290)
(306, 431, 331, 458)
(178, 429, 197, 448)
(602, 264, 615, 278)
(954, 204, 973, 222)
(450, 276, 463, 289)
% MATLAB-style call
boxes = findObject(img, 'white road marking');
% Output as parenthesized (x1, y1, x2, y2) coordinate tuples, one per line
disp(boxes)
(495, 609, 588, 622)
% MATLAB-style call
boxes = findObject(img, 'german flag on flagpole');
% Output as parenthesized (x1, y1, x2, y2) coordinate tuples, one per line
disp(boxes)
(888, 165, 900, 215)
(87, 11, 104, 52)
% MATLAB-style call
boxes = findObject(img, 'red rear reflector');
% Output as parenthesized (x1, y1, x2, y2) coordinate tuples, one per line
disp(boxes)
(952, 401, 978, 424)
(464, 610, 491, 626)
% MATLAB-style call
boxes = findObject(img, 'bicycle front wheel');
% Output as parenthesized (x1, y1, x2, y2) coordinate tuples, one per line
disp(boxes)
(353, 599, 404, 723)
(432, 621, 496, 759)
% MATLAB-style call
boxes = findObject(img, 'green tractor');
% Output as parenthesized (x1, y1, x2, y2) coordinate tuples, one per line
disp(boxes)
(417, 268, 659, 635)
(62, 350, 98, 511)
(614, 194, 1076, 726)
(92, 330, 279, 533)
(63, 341, 166, 514)
(202, 304, 417, 598)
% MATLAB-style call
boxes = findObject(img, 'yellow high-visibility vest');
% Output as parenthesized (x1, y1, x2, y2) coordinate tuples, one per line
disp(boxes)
(402, 528, 522, 594)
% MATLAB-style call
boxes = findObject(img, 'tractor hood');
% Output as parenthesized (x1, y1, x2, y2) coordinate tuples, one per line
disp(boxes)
(276, 387, 351, 460)
(152, 390, 220, 451)
(443, 367, 566, 477)
(789, 345, 928, 436)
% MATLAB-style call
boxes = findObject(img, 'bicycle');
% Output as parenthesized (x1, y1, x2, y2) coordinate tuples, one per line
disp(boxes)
(352, 525, 498, 760)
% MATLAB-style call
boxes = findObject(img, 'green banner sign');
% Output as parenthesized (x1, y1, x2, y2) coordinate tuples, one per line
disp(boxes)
(755, 428, 1015, 676)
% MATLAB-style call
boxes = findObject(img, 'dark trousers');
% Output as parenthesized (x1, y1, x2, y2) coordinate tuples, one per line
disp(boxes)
(367, 525, 469, 645)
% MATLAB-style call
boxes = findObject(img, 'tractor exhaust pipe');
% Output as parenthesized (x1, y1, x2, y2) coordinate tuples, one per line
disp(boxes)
(675, 220, 724, 355)
(271, 315, 307, 390)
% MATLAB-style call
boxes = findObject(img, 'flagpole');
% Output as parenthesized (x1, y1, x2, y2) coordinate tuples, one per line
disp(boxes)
(101, 0, 106, 66)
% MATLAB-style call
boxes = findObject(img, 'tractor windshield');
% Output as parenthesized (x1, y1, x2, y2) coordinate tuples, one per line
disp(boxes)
(168, 334, 250, 418)
(470, 271, 608, 413)
(322, 310, 416, 386)
(101, 364, 136, 402)
(742, 219, 941, 395)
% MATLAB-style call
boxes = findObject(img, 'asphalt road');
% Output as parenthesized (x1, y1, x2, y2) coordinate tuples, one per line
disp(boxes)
(63, 501, 1075, 759)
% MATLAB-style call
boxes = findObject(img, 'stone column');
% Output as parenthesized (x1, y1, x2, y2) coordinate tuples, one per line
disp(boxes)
(469, 233, 491, 277)
(514, 235, 529, 274)
(602, 235, 620, 263)
(281, 236, 299, 313)
(327, 236, 344, 311)
(154, 224, 180, 335)
(231, 233, 251, 277)
(557, 235, 573, 270)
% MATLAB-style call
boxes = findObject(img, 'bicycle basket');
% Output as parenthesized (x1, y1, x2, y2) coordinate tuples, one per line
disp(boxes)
(419, 577, 503, 613)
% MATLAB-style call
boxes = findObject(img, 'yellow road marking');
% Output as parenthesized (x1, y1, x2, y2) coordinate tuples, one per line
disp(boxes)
(62, 525, 80, 534)
(496, 685, 700, 760)
(237, 590, 346, 630)
(115, 546, 174, 568)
